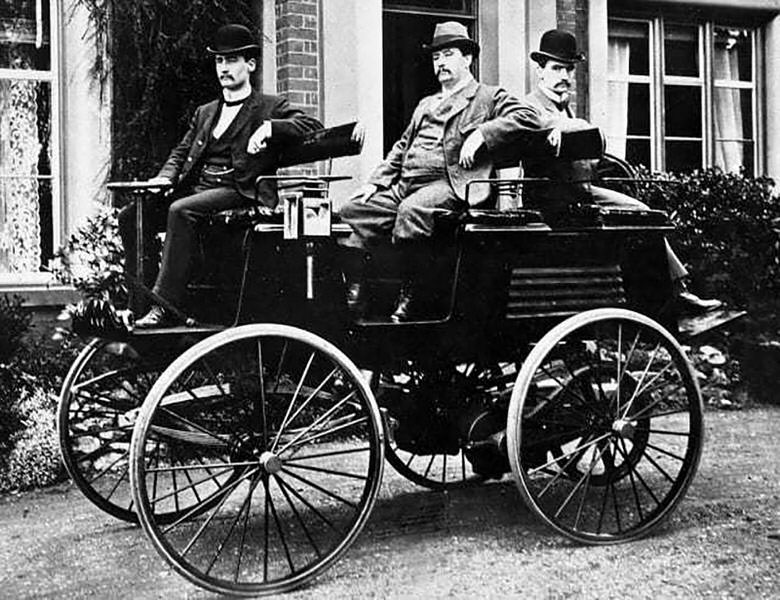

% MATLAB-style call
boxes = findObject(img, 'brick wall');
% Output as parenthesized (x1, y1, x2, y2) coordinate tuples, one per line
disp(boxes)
(274, 0, 321, 174)
(275, 0, 320, 116)
(556, 0, 589, 118)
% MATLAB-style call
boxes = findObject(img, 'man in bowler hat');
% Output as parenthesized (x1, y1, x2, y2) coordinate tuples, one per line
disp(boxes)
(119, 23, 322, 328)
(517, 29, 721, 314)
(339, 21, 527, 322)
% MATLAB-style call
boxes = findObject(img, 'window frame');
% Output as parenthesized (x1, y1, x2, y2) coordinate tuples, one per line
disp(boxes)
(0, 1, 62, 285)
(607, 14, 761, 174)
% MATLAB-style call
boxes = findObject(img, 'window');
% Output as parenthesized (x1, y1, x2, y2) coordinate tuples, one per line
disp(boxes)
(0, 0, 59, 279)
(606, 16, 758, 174)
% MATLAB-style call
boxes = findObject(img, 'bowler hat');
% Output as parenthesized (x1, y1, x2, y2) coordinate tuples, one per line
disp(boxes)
(530, 29, 585, 64)
(422, 21, 479, 55)
(207, 24, 261, 56)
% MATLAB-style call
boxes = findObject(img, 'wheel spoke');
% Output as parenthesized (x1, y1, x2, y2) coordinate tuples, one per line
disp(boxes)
(274, 473, 322, 559)
(282, 462, 369, 481)
(271, 351, 316, 453)
(280, 468, 358, 509)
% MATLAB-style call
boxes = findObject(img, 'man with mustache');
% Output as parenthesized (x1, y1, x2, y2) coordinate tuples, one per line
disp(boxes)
(118, 24, 322, 328)
(518, 29, 721, 314)
(339, 21, 526, 322)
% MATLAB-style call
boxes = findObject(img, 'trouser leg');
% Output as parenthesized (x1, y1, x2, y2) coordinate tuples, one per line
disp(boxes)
(338, 186, 403, 250)
(590, 185, 688, 281)
(153, 187, 245, 305)
(117, 197, 169, 294)
(392, 179, 463, 243)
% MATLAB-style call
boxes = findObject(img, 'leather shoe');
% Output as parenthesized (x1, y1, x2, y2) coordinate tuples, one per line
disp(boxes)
(390, 283, 416, 323)
(134, 304, 177, 329)
(346, 281, 367, 318)
(676, 290, 723, 315)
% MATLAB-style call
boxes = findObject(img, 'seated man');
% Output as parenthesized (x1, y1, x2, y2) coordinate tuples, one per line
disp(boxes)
(339, 22, 527, 322)
(118, 23, 322, 328)
(517, 29, 721, 314)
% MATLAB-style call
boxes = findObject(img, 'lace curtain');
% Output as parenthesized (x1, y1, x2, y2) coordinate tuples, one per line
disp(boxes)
(0, 77, 43, 273)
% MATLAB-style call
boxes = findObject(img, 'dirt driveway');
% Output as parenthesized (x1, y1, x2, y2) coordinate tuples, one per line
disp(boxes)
(1, 406, 778, 599)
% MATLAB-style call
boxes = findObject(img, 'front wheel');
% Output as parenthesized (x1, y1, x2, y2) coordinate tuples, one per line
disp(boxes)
(130, 324, 384, 597)
(507, 308, 703, 544)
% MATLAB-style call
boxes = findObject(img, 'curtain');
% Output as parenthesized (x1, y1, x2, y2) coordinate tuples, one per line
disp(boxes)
(606, 38, 630, 160)
(713, 42, 744, 172)
(0, 78, 43, 274)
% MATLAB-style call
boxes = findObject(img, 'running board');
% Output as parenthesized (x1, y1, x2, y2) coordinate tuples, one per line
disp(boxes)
(678, 309, 746, 340)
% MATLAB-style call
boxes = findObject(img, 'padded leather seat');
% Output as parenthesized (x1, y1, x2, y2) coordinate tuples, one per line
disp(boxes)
(461, 208, 546, 226)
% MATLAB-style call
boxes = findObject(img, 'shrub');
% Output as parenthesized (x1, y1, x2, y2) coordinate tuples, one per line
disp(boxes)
(0, 296, 32, 459)
(0, 388, 64, 492)
(49, 203, 127, 305)
(0, 295, 31, 363)
(632, 167, 780, 308)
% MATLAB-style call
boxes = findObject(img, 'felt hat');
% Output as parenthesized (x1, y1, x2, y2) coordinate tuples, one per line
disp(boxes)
(207, 24, 261, 56)
(530, 29, 585, 64)
(423, 21, 479, 55)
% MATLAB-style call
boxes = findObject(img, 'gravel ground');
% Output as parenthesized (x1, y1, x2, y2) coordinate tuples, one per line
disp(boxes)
(1, 406, 778, 599)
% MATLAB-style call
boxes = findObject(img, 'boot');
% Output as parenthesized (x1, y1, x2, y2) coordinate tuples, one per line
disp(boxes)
(673, 278, 722, 315)
(390, 242, 433, 323)
(340, 246, 371, 318)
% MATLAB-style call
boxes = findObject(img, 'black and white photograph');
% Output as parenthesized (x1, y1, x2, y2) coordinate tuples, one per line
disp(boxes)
(0, 0, 779, 597)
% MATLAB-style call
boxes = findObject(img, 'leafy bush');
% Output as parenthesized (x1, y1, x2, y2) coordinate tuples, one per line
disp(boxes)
(0, 295, 31, 363)
(632, 167, 780, 308)
(0, 296, 32, 458)
(49, 203, 127, 305)
(0, 388, 64, 492)
(0, 296, 79, 488)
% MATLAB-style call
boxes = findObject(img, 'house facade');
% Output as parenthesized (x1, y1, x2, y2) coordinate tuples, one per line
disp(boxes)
(2, 0, 779, 306)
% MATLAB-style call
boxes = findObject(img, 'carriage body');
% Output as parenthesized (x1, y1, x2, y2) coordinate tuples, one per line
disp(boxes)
(58, 125, 710, 596)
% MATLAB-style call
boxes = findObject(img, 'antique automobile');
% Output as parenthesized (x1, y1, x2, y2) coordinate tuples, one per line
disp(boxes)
(57, 122, 740, 596)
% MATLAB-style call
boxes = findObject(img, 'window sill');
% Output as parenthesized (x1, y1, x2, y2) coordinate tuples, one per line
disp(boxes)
(0, 273, 80, 307)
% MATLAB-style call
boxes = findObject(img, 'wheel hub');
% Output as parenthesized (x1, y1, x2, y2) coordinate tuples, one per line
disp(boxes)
(611, 418, 636, 439)
(259, 450, 283, 474)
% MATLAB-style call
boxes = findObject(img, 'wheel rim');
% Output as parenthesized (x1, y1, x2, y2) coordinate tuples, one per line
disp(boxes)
(130, 324, 384, 596)
(380, 362, 516, 490)
(508, 309, 703, 544)
(58, 339, 164, 522)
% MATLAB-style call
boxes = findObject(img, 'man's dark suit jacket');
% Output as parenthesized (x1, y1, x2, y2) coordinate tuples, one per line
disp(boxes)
(517, 87, 596, 212)
(157, 90, 322, 207)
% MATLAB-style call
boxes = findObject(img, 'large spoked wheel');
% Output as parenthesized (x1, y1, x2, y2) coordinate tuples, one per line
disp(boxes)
(58, 338, 165, 522)
(507, 308, 703, 544)
(379, 362, 516, 490)
(130, 324, 384, 597)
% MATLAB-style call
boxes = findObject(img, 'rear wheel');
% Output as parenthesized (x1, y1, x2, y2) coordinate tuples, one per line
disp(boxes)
(58, 339, 164, 522)
(130, 324, 384, 597)
(507, 308, 703, 544)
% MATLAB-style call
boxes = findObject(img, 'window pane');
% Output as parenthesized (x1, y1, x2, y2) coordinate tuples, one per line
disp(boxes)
(666, 141, 702, 173)
(626, 139, 651, 169)
(665, 86, 702, 137)
(713, 27, 752, 82)
(714, 88, 753, 140)
(627, 83, 650, 135)
(664, 24, 699, 77)
(715, 141, 754, 173)
(0, 78, 51, 273)
(0, 0, 51, 70)
(608, 20, 649, 76)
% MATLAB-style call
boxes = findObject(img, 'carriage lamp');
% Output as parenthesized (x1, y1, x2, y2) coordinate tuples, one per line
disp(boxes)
(283, 184, 333, 300)
(283, 186, 332, 240)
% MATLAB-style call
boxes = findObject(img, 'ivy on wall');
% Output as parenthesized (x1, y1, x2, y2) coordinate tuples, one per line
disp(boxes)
(72, 0, 263, 178)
